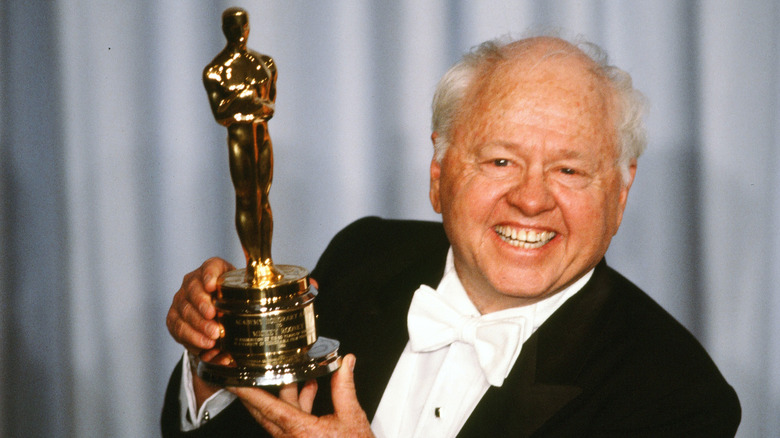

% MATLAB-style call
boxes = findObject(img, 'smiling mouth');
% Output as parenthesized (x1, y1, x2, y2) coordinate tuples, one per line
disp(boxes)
(494, 225, 556, 249)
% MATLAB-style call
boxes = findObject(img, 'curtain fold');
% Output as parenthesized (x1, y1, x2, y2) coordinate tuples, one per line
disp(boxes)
(1, 1, 777, 436)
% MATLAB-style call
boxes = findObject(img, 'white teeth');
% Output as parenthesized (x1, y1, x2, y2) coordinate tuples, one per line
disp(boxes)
(494, 225, 556, 249)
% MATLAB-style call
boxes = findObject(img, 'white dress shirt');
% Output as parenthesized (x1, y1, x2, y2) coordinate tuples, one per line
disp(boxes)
(371, 249, 592, 438)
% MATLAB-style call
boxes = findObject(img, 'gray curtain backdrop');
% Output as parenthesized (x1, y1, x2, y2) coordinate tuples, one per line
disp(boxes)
(1, 1, 777, 436)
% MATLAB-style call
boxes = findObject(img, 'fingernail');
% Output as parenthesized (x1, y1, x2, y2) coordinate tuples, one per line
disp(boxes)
(349, 355, 356, 372)
(206, 322, 219, 339)
(204, 274, 213, 286)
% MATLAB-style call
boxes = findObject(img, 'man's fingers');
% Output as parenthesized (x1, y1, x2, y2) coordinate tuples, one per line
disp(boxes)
(298, 380, 318, 413)
(166, 305, 215, 350)
(275, 380, 318, 413)
(229, 361, 372, 437)
(190, 257, 234, 321)
(331, 354, 365, 419)
(167, 285, 218, 347)
(183, 276, 217, 321)
(178, 289, 220, 340)
(201, 257, 235, 291)
(238, 400, 286, 437)
(199, 348, 220, 362)
(166, 257, 235, 352)
(230, 386, 309, 428)
(279, 383, 301, 408)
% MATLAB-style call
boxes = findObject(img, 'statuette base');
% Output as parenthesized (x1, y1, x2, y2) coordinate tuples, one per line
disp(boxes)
(198, 337, 341, 386)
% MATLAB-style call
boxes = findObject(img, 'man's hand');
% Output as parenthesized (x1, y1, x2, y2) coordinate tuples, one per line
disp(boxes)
(228, 354, 373, 438)
(166, 257, 235, 407)
(166, 257, 234, 355)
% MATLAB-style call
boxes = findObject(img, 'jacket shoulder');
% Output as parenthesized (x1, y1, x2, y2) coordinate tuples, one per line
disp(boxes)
(541, 264, 741, 436)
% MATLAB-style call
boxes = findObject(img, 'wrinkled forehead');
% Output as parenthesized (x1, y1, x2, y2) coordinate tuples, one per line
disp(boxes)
(449, 47, 619, 163)
(479, 43, 611, 112)
(457, 42, 617, 142)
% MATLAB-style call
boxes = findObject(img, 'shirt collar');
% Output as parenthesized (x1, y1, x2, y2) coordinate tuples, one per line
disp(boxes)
(439, 247, 594, 331)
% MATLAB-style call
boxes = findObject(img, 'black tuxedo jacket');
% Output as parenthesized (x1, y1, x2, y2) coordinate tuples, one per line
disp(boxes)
(162, 217, 740, 437)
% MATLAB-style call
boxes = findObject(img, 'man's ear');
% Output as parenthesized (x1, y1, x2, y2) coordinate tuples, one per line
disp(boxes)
(429, 132, 442, 213)
(613, 160, 637, 233)
(430, 159, 442, 213)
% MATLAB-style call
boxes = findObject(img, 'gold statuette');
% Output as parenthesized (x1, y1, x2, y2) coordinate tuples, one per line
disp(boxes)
(198, 7, 340, 386)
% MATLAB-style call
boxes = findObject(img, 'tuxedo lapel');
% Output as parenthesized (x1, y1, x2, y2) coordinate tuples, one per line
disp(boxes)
(458, 261, 612, 437)
(456, 328, 582, 438)
(363, 244, 449, 419)
(312, 218, 450, 420)
(356, 255, 446, 418)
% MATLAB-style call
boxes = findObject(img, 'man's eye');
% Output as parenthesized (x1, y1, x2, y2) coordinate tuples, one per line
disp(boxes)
(551, 166, 592, 189)
(478, 157, 516, 178)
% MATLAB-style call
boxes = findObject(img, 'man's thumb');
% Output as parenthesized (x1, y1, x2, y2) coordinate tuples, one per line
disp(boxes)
(331, 354, 363, 416)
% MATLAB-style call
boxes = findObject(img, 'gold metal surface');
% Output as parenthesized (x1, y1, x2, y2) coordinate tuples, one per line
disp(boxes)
(198, 7, 340, 387)
(217, 265, 310, 308)
(203, 6, 280, 286)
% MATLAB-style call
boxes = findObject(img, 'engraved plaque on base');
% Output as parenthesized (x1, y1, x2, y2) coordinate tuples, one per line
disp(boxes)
(198, 266, 341, 386)
(197, 7, 340, 387)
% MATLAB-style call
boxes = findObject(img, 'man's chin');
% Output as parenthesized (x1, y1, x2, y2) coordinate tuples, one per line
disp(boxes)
(499, 287, 561, 305)
(476, 277, 564, 310)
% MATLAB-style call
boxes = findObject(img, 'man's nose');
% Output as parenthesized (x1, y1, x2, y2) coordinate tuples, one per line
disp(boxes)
(505, 169, 555, 216)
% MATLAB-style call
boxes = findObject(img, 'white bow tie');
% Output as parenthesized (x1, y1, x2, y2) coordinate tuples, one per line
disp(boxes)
(407, 284, 528, 387)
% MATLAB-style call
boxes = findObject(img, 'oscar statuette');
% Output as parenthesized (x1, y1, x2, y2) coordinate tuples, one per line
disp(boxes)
(197, 7, 341, 386)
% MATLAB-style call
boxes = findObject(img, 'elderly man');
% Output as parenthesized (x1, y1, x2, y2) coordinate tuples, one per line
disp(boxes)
(162, 36, 740, 437)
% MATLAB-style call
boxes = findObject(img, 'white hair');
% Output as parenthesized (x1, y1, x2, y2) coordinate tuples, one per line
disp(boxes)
(430, 36, 647, 184)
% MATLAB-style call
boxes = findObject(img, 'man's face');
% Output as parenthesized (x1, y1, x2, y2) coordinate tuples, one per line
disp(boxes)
(429, 51, 635, 313)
